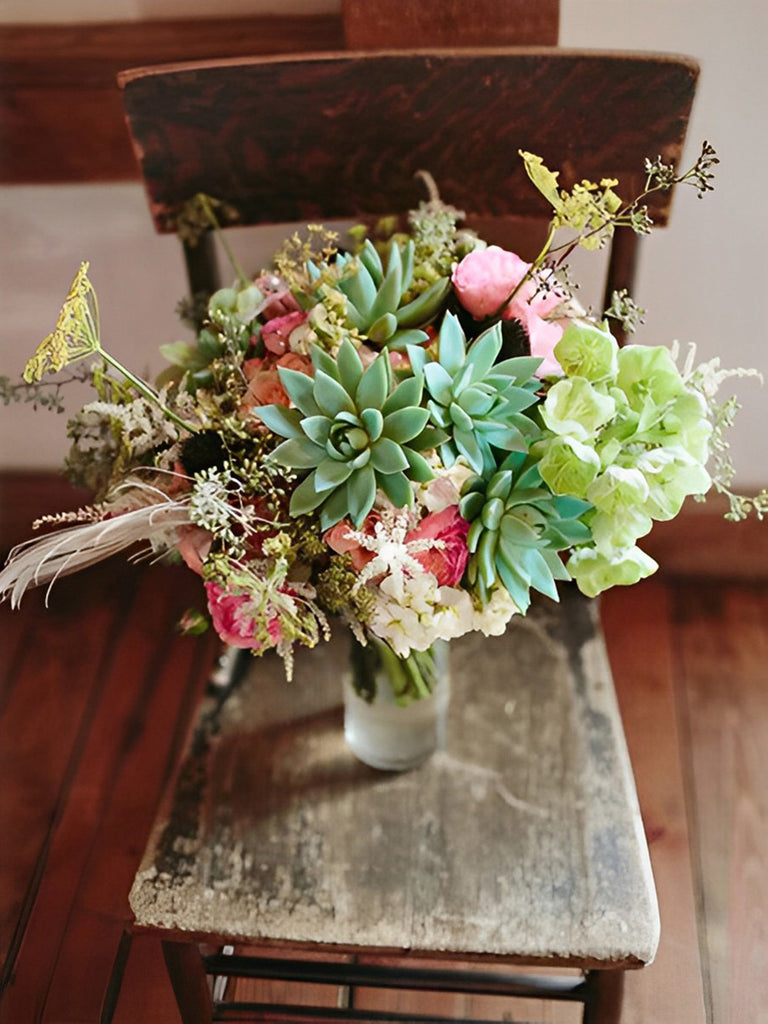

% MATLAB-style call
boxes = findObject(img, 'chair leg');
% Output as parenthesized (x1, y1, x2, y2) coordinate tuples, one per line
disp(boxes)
(582, 969, 625, 1024)
(162, 941, 214, 1024)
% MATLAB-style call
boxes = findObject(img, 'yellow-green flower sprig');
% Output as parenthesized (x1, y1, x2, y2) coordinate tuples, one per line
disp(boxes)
(23, 263, 197, 436)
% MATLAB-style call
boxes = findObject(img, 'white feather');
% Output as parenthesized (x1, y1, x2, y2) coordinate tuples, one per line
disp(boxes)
(0, 500, 191, 608)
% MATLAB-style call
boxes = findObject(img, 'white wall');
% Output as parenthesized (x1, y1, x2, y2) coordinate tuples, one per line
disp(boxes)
(1, 0, 765, 488)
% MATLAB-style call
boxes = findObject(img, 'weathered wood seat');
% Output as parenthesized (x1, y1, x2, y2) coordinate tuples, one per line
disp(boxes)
(130, 589, 658, 1022)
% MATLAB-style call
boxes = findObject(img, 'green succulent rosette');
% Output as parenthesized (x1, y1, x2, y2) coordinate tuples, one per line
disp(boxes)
(409, 313, 542, 475)
(257, 339, 442, 530)
(308, 238, 450, 348)
(459, 452, 592, 612)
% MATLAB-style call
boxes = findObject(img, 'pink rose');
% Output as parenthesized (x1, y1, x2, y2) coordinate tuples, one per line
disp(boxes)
(205, 582, 265, 650)
(407, 506, 470, 586)
(452, 246, 564, 377)
(261, 310, 309, 355)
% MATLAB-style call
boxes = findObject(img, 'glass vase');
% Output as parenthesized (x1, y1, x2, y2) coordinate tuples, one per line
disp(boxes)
(342, 637, 450, 771)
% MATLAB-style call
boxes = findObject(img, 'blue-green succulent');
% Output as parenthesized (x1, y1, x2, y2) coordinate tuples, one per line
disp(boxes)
(257, 339, 442, 530)
(408, 313, 542, 475)
(459, 453, 592, 612)
(308, 239, 450, 348)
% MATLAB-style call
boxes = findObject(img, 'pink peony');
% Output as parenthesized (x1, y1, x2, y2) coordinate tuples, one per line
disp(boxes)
(452, 246, 564, 377)
(261, 310, 309, 355)
(205, 582, 265, 650)
(407, 506, 470, 586)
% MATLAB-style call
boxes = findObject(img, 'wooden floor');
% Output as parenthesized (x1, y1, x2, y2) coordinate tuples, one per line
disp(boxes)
(1, 475, 766, 1023)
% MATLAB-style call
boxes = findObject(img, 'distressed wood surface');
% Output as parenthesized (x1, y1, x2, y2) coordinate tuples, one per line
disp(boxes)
(130, 587, 659, 967)
(341, 0, 559, 48)
(119, 50, 698, 234)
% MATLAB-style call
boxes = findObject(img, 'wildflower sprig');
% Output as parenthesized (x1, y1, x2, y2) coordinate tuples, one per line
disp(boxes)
(24, 263, 197, 436)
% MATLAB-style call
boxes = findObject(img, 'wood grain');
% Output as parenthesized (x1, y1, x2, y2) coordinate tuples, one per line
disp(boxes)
(342, 0, 559, 48)
(119, 50, 698, 234)
(0, 16, 345, 183)
(600, 581, 707, 1024)
(671, 583, 768, 1024)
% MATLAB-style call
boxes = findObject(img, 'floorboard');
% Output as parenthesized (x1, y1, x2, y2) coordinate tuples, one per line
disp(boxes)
(671, 583, 768, 1024)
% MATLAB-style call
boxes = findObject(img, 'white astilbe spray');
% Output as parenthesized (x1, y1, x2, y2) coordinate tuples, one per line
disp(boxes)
(347, 508, 443, 601)
(0, 497, 191, 608)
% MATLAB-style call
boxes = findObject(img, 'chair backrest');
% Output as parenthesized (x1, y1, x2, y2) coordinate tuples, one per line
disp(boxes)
(118, 49, 698, 313)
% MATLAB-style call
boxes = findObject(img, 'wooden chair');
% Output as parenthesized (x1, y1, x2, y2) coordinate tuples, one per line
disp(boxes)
(119, 49, 698, 315)
(117, 48, 698, 1024)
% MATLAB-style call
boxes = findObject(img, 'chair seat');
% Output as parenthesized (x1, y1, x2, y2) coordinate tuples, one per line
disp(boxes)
(129, 586, 658, 969)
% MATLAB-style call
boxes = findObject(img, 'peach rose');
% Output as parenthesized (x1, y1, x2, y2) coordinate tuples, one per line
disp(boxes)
(177, 524, 213, 575)
(324, 515, 380, 571)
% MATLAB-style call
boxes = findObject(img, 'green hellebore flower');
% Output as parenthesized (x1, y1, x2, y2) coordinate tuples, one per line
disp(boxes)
(554, 320, 619, 382)
(257, 339, 442, 530)
(541, 376, 617, 442)
(566, 544, 658, 598)
(409, 313, 542, 475)
(538, 434, 601, 499)
(458, 452, 592, 612)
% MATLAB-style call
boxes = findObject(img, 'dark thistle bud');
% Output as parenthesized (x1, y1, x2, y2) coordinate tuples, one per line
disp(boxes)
(179, 430, 228, 474)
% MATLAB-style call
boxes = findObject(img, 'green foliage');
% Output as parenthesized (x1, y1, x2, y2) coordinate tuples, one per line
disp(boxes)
(308, 238, 449, 348)
(459, 453, 591, 612)
(258, 339, 439, 529)
(411, 314, 541, 474)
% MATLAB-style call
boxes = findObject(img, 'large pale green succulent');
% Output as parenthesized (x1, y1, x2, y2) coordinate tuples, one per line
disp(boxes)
(408, 313, 541, 475)
(257, 339, 441, 530)
(459, 453, 592, 612)
(308, 239, 450, 348)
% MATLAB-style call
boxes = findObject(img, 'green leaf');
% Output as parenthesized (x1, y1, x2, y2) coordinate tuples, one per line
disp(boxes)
(382, 406, 430, 443)
(496, 558, 532, 613)
(423, 361, 454, 406)
(378, 470, 412, 508)
(289, 471, 326, 516)
(159, 341, 209, 371)
(519, 150, 563, 212)
(359, 239, 383, 284)
(271, 436, 324, 469)
(368, 242, 403, 325)
(383, 375, 422, 415)
(301, 415, 332, 446)
(274, 368, 319, 417)
(405, 344, 428, 376)
(341, 262, 377, 317)
(356, 354, 390, 410)
(396, 277, 451, 329)
(368, 312, 398, 343)
(335, 339, 364, 395)
(360, 407, 384, 441)
(401, 239, 415, 294)
(315, 457, 354, 493)
(403, 447, 434, 483)
(314, 370, 356, 418)
(454, 429, 484, 473)
(348, 465, 377, 524)
(370, 437, 409, 474)
(438, 313, 467, 375)
(464, 325, 502, 384)
(319, 485, 353, 531)
(255, 404, 304, 439)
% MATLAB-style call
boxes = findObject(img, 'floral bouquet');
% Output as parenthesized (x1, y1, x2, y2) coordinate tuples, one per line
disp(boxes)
(1, 145, 764, 701)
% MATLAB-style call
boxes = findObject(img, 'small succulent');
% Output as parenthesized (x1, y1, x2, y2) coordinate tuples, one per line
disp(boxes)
(408, 313, 541, 475)
(308, 239, 450, 348)
(257, 339, 442, 530)
(459, 453, 592, 612)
